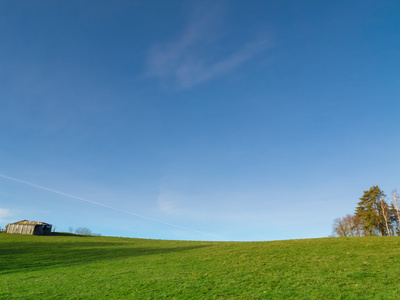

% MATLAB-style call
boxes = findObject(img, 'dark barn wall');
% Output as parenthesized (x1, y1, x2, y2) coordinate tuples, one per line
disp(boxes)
(33, 225, 52, 235)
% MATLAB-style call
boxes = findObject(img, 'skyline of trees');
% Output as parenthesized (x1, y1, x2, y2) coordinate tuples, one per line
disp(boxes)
(333, 186, 400, 237)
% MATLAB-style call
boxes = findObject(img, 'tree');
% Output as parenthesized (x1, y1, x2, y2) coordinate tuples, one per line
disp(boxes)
(332, 186, 400, 237)
(389, 190, 400, 235)
(332, 214, 365, 237)
(75, 227, 92, 235)
(332, 216, 349, 237)
(379, 199, 391, 236)
(391, 190, 400, 224)
(355, 186, 387, 236)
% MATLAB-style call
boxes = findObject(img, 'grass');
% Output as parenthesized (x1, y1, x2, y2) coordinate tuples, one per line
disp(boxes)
(1, 233, 400, 299)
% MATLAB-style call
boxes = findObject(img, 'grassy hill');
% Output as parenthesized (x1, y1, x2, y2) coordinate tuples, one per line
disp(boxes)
(1, 233, 400, 299)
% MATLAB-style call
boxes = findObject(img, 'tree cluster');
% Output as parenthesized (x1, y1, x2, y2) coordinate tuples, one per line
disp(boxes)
(75, 227, 93, 235)
(332, 186, 400, 237)
(70, 226, 102, 236)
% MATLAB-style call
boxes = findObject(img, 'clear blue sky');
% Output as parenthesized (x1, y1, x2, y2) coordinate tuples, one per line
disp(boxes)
(0, 1, 399, 241)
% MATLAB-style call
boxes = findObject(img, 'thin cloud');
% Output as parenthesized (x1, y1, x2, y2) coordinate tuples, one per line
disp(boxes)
(0, 173, 219, 238)
(157, 191, 197, 217)
(145, 4, 272, 89)
(0, 208, 12, 223)
(156, 188, 271, 222)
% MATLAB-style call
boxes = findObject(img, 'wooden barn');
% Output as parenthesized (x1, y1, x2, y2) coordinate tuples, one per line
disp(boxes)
(6, 220, 52, 235)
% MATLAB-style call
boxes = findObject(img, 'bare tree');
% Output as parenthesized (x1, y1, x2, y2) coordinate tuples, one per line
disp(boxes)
(332, 214, 366, 237)
(380, 200, 391, 236)
(75, 227, 92, 235)
(350, 215, 367, 237)
(392, 190, 400, 223)
(332, 217, 350, 237)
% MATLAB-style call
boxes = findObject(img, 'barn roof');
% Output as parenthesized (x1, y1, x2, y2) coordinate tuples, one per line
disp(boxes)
(9, 220, 51, 226)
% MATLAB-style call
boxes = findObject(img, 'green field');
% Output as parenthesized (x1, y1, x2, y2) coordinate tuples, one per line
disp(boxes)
(1, 233, 400, 299)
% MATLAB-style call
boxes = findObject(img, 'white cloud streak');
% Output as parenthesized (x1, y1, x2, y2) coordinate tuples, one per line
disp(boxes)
(0, 173, 220, 238)
(145, 4, 272, 89)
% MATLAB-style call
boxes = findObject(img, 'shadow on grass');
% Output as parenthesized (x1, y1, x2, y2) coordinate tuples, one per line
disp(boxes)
(51, 232, 81, 237)
(0, 239, 211, 274)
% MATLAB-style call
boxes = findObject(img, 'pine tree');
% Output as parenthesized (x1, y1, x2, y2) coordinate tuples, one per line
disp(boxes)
(355, 186, 387, 236)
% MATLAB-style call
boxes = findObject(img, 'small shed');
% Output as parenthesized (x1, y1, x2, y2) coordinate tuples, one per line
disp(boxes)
(6, 220, 52, 235)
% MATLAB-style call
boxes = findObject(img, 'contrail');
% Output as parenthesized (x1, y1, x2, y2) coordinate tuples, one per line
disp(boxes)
(0, 173, 220, 238)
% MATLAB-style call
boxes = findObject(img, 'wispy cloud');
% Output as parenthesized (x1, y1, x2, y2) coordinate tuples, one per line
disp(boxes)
(156, 188, 272, 222)
(157, 191, 197, 216)
(0, 173, 218, 237)
(145, 3, 272, 89)
(0, 208, 12, 223)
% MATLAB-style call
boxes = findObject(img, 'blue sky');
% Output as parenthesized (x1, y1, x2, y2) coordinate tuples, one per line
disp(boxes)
(0, 1, 399, 241)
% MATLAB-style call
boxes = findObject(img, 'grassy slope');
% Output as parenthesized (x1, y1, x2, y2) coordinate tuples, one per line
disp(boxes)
(1, 234, 400, 299)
